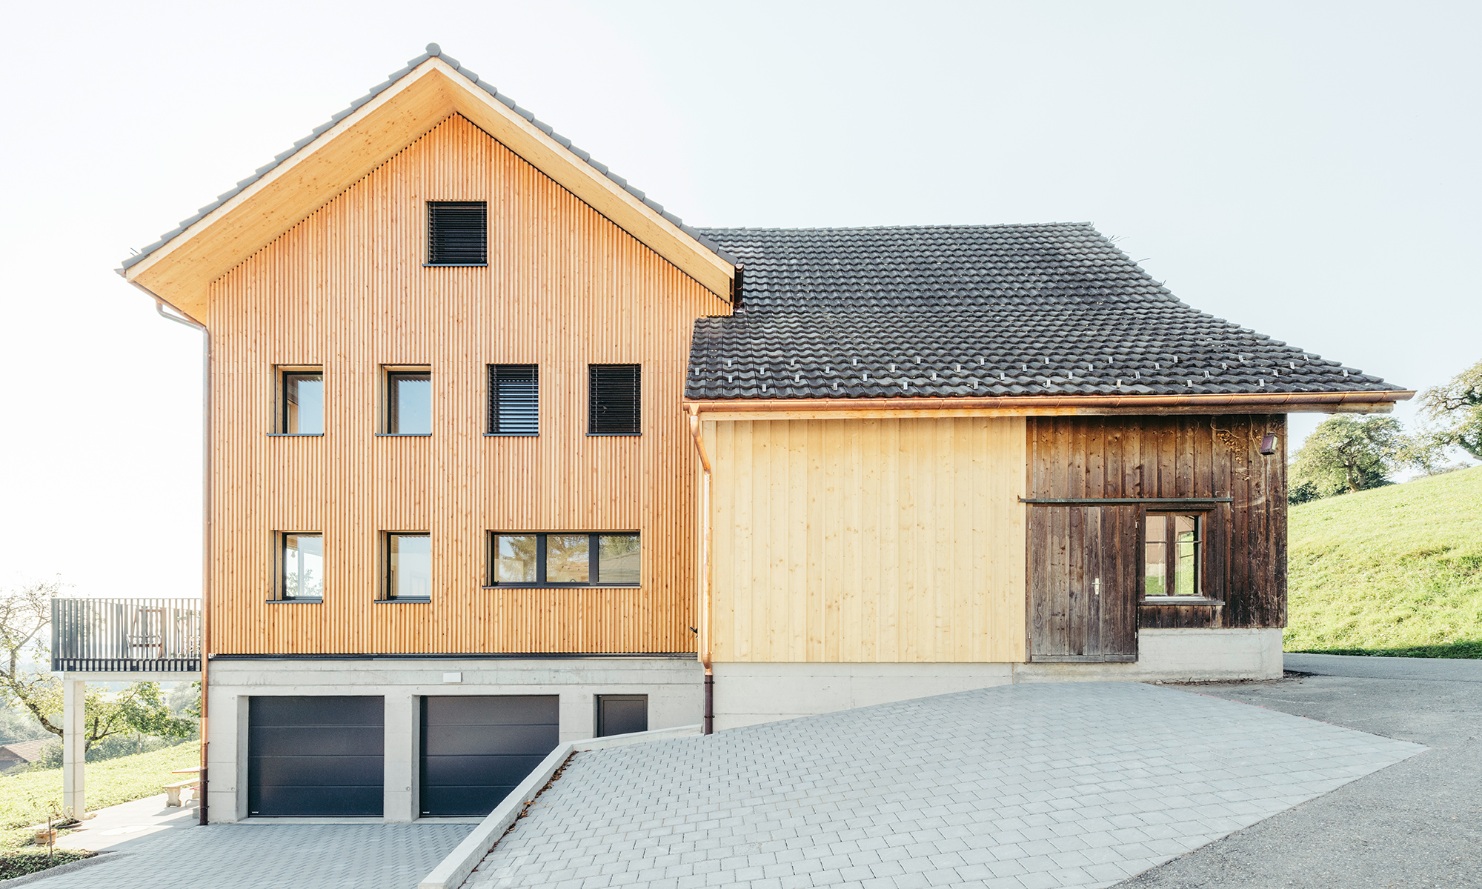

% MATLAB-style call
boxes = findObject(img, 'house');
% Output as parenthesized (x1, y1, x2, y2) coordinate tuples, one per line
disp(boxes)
(120, 46, 1408, 823)
(0, 738, 51, 774)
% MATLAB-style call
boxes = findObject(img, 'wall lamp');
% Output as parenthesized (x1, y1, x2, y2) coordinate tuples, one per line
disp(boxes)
(1258, 432, 1279, 456)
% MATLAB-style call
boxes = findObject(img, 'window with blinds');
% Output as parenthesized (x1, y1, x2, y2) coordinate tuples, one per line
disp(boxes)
(427, 201, 488, 266)
(588, 364, 641, 435)
(488, 365, 538, 435)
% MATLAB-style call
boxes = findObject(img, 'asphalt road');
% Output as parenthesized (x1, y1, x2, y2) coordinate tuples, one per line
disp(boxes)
(1118, 653, 1482, 889)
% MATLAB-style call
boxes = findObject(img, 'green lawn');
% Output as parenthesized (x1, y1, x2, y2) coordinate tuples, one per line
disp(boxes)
(0, 742, 199, 877)
(1286, 464, 1482, 657)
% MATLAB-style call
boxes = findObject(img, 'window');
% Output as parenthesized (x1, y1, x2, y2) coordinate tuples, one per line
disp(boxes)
(280, 369, 323, 434)
(279, 533, 323, 600)
(489, 533, 640, 587)
(1144, 513, 1202, 598)
(385, 533, 431, 600)
(427, 201, 487, 266)
(488, 364, 538, 435)
(588, 364, 640, 435)
(386, 369, 431, 434)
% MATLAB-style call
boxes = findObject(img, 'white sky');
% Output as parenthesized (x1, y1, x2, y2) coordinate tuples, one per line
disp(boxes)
(1, 1, 1477, 598)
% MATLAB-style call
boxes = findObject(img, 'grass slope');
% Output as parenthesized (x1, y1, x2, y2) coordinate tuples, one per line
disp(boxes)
(0, 742, 199, 877)
(1286, 464, 1482, 657)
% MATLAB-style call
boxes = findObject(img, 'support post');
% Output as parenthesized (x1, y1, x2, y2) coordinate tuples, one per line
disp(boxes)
(62, 679, 86, 818)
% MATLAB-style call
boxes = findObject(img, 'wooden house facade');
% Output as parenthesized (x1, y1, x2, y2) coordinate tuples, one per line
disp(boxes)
(123, 47, 1408, 820)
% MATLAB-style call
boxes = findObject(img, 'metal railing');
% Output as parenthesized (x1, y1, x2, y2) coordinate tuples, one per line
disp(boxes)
(51, 597, 201, 674)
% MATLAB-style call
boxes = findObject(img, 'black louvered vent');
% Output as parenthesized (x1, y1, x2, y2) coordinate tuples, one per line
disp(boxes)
(588, 364, 641, 435)
(489, 365, 538, 435)
(427, 201, 488, 265)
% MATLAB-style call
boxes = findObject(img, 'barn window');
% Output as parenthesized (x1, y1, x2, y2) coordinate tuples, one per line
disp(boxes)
(488, 365, 538, 435)
(588, 364, 641, 435)
(1143, 513, 1201, 598)
(427, 201, 487, 266)
(488, 533, 640, 587)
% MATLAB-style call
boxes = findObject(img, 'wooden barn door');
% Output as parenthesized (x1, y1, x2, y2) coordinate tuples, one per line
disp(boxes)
(1028, 504, 1140, 662)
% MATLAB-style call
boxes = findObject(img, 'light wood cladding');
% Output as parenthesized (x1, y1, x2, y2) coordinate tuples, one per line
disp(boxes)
(208, 115, 725, 655)
(703, 417, 1028, 663)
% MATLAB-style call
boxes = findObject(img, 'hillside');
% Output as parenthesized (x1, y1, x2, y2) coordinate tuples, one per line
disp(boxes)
(1285, 464, 1482, 657)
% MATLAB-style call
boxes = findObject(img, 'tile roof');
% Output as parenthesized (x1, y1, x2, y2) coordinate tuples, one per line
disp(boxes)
(0, 738, 52, 763)
(686, 223, 1404, 401)
(121, 45, 735, 271)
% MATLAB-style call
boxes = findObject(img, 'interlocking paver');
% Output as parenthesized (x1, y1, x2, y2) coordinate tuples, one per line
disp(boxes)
(462, 683, 1421, 889)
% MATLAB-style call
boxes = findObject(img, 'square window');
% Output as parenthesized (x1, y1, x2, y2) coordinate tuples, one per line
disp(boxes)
(597, 534, 641, 585)
(280, 533, 323, 599)
(488, 365, 538, 435)
(386, 533, 431, 600)
(588, 364, 640, 435)
(546, 534, 590, 584)
(280, 370, 323, 434)
(427, 201, 487, 266)
(492, 534, 538, 584)
(1144, 513, 1202, 598)
(387, 370, 431, 434)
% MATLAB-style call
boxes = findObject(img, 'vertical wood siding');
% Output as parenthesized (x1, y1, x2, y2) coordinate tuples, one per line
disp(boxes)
(207, 115, 725, 655)
(1026, 415, 1288, 630)
(705, 417, 1028, 663)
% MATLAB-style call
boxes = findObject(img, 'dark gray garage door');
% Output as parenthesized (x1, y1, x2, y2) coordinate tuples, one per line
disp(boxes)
(248, 696, 384, 817)
(420, 695, 559, 817)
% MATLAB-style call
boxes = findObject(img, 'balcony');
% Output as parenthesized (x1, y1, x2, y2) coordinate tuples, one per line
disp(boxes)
(51, 597, 201, 675)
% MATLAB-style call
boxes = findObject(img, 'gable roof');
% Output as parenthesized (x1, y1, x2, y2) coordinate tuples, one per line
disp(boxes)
(122, 45, 735, 320)
(685, 223, 1409, 409)
(0, 738, 51, 763)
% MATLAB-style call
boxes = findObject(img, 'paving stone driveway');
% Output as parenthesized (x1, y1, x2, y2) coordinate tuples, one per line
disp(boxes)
(25, 823, 470, 889)
(465, 682, 1421, 889)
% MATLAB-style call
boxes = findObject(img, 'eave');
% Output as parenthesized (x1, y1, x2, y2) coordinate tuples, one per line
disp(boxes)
(122, 54, 735, 322)
(684, 389, 1414, 421)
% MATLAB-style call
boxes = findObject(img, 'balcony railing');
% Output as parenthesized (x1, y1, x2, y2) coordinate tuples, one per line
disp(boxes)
(51, 597, 201, 674)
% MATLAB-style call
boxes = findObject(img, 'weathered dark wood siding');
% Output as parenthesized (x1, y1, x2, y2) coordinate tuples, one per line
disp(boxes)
(1026, 415, 1287, 631)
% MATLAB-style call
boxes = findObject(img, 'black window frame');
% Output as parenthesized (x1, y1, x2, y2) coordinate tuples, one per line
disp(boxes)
(1140, 510, 1209, 602)
(487, 532, 640, 588)
(426, 200, 488, 267)
(487, 364, 539, 436)
(383, 532, 432, 602)
(384, 367, 432, 435)
(277, 367, 324, 435)
(588, 364, 641, 436)
(276, 531, 324, 602)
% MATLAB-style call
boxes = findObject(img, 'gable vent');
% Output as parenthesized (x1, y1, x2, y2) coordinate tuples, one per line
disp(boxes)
(428, 201, 488, 265)
(488, 364, 538, 435)
(588, 364, 641, 435)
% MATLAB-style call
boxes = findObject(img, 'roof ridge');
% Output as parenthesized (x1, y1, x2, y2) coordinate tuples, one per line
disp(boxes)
(696, 222, 1095, 234)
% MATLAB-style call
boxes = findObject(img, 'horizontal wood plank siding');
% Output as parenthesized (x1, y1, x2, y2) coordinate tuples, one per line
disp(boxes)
(207, 115, 724, 655)
(1026, 415, 1287, 630)
(706, 417, 1028, 663)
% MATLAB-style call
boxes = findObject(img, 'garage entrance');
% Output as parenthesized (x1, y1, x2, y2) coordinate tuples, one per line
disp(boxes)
(247, 695, 384, 817)
(419, 695, 559, 817)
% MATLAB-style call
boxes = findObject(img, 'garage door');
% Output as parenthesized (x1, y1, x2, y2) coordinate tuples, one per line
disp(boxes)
(248, 696, 384, 817)
(420, 696, 559, 817)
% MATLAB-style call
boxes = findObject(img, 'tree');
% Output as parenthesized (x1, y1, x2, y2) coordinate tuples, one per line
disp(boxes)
(1420, 359, 1482, 460)
(1290, 415, 1417, 500)
(1, 581, 196, 750)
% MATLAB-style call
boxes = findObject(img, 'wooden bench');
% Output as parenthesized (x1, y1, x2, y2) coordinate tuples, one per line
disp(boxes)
(164, 779, 199, 807)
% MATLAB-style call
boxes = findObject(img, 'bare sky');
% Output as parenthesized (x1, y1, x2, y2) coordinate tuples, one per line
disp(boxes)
(1, 1, 1477, 597)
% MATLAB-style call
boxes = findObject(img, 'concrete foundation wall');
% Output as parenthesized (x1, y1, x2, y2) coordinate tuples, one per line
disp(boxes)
(205, 656, 702, 823)
(713, 629, 1284, 729)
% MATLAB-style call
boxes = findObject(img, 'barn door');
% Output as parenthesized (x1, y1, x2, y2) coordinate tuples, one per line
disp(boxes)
(1028, 504, 1139, 662)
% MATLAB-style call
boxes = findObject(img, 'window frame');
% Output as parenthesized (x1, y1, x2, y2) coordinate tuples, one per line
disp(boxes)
(275, 366, 325, 436)
(426, 200, 489, 267)
(275, 531, 324, 602)
(1140, 509, 1214, 603)
(383, 531, 432, 602)
(487, 364, 539, 436)
(382, 366, 433, 436)
(587, 363, 642, 436)
(486, 532, 641, 588)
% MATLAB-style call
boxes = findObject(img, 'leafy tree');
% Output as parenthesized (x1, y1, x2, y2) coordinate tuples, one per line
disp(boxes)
(1290, 416, 1418, 500)
(1, 581, 197, 750)
(1420, 359, 1482, 460)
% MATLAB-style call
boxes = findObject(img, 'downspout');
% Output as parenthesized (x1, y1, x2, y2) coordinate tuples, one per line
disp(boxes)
(686, 405, 714, 734)
(129, 280, 211, 824)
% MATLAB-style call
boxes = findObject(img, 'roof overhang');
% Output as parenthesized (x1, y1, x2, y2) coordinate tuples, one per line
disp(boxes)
(684, 390, 1414, 421)
(122, 56, 736, 322)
